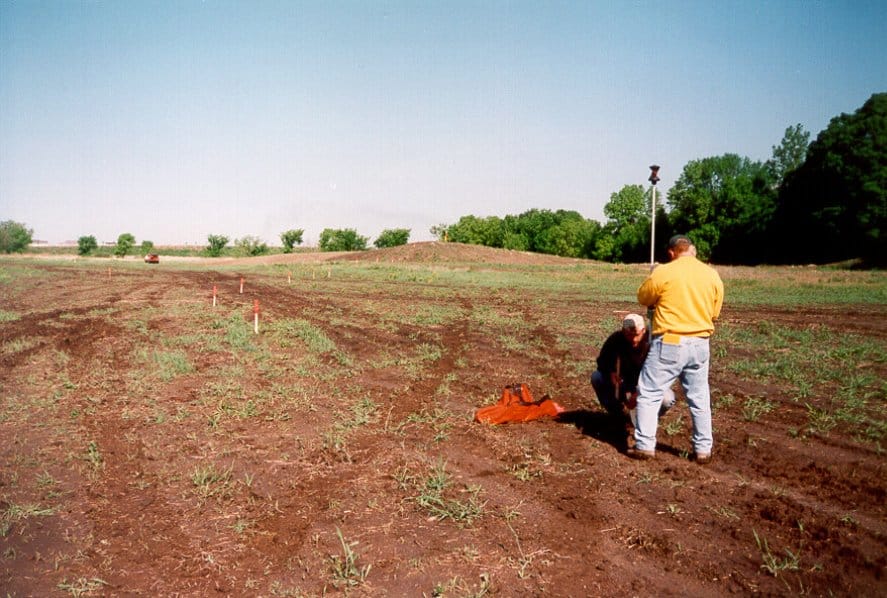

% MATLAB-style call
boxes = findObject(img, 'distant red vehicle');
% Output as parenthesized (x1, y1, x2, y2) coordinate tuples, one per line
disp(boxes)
(144, 254, 160, 264)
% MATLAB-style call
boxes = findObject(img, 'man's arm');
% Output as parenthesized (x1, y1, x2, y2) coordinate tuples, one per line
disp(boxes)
(597, 332, 619, 372)
(637, 272, 660, 308)
(712, 272, 725, 320)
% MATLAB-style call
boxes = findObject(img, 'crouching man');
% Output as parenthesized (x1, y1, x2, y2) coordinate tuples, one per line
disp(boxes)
(591, 314, 674, 421)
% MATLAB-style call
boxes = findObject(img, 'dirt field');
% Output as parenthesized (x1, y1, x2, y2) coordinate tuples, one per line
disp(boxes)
(1, 244, 885, 596)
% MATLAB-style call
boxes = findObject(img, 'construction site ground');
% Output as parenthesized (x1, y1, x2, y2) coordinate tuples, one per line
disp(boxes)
(1, 243, 884, 596)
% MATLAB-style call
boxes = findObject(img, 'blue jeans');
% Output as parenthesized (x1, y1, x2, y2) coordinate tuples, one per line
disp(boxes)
(634, 336, 712, 454)
(591, 370, 675, 417)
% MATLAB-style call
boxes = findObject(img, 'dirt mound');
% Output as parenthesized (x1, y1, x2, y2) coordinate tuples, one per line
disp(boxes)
(215, 242, 588, 267)
(11, 242, 591, 268)
(337, 241, 589, 266)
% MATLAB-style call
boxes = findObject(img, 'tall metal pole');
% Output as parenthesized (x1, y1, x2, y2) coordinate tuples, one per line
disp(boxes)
(648, 165, 660, 268)
(647, 165, 661, 342)
(650, 184, 656, 266)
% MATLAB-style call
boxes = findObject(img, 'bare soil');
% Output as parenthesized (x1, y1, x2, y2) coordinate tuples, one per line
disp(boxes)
(1, 243, 884, 597)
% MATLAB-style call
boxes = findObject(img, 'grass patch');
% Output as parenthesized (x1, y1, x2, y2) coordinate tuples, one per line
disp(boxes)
(742, 397, 776, 422)
(322, 397, 378, 461)
(753, 529, 800, 577)
(191, 464, 234, 500)
(412, 460, 486, 525)
(270, 318, 335, 353)
(211, 311, 255, 352)
(329, 527, 371, 589)
(0, 310, 20, 323)
(85, 441, 103, 471)
(403, 406, 454, 442)
(719, 320, 885, 438)
(57, 577, 109, 596)
(151, 349, 193, 381)
(2, 337, 40, 355)
(1, 503, 55, 537)
(269, 317, 351, 365)
(662, 414, 685, 436)
(406, 304, 465, 327)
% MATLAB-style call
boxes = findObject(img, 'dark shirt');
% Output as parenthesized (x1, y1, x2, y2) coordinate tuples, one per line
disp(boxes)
(596, 330, 649, 387)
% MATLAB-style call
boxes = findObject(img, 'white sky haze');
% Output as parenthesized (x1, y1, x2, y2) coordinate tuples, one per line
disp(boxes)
(1, 1, 885, 245)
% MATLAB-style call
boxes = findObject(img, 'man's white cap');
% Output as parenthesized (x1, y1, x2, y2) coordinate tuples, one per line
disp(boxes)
(622, 314, 646, 331)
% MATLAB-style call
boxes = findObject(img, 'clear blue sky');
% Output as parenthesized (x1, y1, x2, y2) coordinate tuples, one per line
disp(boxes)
(1, 1, 885, 245)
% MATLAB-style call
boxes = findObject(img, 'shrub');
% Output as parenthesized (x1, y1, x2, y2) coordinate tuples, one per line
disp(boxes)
(206, 234, 229, 257)
(77, 235, 98, 256)
(0, 221, 33, 253)
(114, 233, 136, 258)
(140, 240, 154, 255)
(374, 228, 410, 249)
(319, 229, 368, 252)
(280, 229, 304, 253)
(235, 236, 269, 256)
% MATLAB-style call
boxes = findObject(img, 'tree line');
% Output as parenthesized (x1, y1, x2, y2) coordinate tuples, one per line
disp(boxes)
(435, 93, 885, 266)
(0, 225, 412, 257)
(203, 228, 411, 256)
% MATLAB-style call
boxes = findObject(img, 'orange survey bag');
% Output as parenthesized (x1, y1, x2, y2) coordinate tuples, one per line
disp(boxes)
(474, 383, 565, 425)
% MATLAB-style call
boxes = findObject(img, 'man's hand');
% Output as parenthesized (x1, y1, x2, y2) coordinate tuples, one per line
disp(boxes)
(625, 391, 638, 410)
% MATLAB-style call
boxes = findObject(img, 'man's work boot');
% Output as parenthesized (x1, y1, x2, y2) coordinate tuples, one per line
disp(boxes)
(626, 448, 655, 461)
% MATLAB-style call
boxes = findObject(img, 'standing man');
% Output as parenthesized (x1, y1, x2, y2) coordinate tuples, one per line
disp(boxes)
(629, 235, 724, 463)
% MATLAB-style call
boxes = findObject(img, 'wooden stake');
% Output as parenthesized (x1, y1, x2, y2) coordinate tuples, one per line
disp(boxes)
(240, 277, 244, 294)
(212, 285, 217, 307)
(253, 299, 260, 334)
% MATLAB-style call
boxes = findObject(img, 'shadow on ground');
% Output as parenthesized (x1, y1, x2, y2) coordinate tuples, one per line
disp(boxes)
(557, 409, 632, 452)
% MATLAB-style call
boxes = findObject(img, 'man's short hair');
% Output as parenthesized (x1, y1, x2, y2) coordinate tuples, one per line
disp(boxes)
(668, 234, 692, 252)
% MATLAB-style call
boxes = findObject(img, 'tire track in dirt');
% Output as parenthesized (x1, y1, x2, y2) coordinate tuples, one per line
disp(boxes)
(59, 273, 214, 592)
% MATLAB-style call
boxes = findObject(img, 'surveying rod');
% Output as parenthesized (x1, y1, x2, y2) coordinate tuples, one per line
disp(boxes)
(647, 165, 661, 341)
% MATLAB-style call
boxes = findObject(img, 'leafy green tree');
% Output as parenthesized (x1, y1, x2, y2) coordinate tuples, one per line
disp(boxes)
(517, 209, 598, 255)
(591, 233, 617, 262)
(666, 154, 774, 263)
(0, 221, 33, 253)
(534, 217, 600, 258)
(235, 236, 269, 256)
(598, 184, 653, 262)
(280, 229, 304, 253)
(504, 209, 559, 252)
(774, 93, 886, 266)
(318, 228, 368, 251)
(206, 234, 229, 257)
(439, 209, 602, 258)
(373, 228, 410, 248)
(766, 124, 810, 186)
(605, 184, 647, 225)
(140, 240, 154, 255)
(502, 231, 530, 251)
(114, 233, 136, 258)
(446, 215, 505, 247)
(77, 235, 98, 256)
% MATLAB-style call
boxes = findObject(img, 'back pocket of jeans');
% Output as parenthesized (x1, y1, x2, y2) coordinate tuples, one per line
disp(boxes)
(659, 341, 680, 363)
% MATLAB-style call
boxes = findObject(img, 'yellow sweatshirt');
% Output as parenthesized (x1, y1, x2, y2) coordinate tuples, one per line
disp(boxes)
(637, 256, 724, 337)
